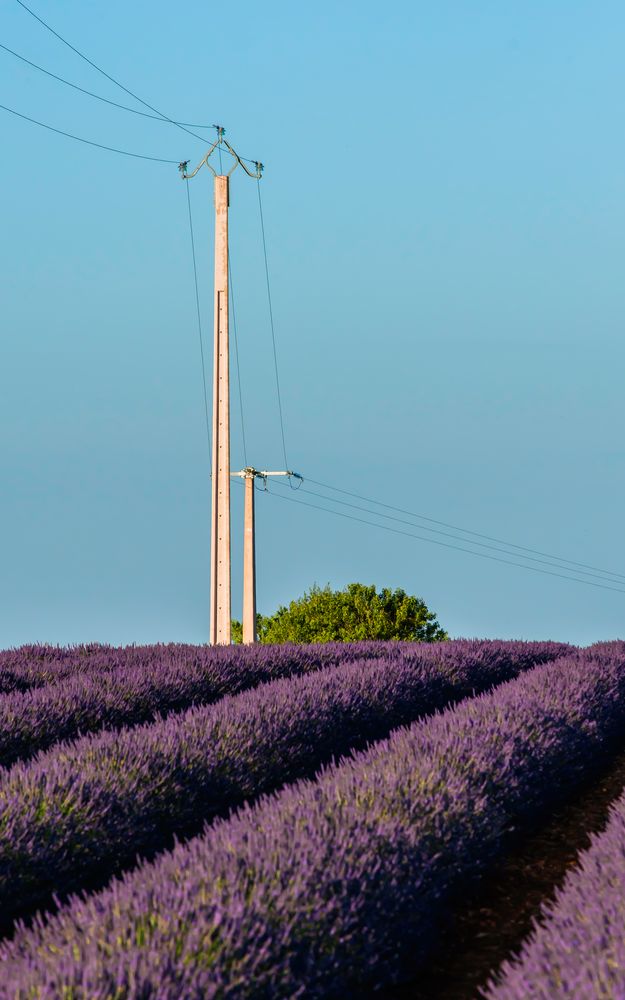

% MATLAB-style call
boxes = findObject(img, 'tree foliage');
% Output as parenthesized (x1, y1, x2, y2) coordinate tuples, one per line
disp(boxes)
(232, 583, 448, 644)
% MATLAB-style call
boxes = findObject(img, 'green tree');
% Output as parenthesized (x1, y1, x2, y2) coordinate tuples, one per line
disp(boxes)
(230, 615, 269, 645)
(232, 583, 447, 644)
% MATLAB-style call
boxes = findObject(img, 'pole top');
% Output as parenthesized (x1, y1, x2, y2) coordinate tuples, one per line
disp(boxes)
(180, 131, 263, 181)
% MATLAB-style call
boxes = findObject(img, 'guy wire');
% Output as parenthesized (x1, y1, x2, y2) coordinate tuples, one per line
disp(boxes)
(257, 178, 289, 470)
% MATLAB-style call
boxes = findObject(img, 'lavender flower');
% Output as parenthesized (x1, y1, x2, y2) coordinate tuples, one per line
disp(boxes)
(0, 640, 568, 768)
(486, 738, 625, 998)
(0, 640, 557, 930)
(0, 645, 621, 999)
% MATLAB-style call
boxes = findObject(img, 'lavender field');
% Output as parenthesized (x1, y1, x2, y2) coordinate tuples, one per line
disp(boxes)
(0, 639, 623, 998)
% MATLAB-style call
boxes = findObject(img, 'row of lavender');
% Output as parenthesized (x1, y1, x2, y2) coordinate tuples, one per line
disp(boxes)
(2, 645, 625, 997)
(0, 641, 559, 930)
(487, 745, 625, 997)
(0, 640, 569, 768)
(0, 642, 395, 695)
(0, 644, 133, 693)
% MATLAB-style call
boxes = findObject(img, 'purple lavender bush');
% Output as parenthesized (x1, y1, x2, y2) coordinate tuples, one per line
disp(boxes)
(0, 646, 623, 998)
(0, 640, 560, 929)
(486, 775, 625, 998)
(0, 641, 403, 695)
(0, 640, 568, 768)
(0, 644, 114, 694)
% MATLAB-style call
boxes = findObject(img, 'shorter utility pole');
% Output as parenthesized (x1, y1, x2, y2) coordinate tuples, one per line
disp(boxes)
(242, 469, 256, 644)
(233, 468, 302, 643)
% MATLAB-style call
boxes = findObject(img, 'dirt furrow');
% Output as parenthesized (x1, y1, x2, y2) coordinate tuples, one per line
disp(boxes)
(387, 744, 625, 999)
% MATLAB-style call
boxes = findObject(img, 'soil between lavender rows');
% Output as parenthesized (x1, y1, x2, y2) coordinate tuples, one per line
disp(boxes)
(384, 741, 625, 1000)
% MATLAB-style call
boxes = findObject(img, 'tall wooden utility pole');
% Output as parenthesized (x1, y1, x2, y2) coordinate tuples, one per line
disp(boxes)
(210, 173, 231, 644)
(233, 469, 302, 643)
(180, 131, 264, 645)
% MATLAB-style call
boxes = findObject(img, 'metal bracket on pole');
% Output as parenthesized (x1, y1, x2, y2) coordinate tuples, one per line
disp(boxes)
(232, 468, 302, 491)
(179, 129, 263, 182)
(232, 469, 303, 479)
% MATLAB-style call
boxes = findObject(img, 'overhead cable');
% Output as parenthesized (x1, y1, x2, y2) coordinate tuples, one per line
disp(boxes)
(305, 477, 625, 584)
(264, 487, 625, 597)
(10, 5, 262, 166)
(270, 479, 625, 586)
(0, 101, 178, 162)
(0, 42, 217, 130)
(12, 0, 210, 147)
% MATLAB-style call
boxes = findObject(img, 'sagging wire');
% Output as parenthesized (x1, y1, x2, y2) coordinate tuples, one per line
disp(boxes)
(257, 178, 289, 472)
(0, 42, 218, 131)
(263, 488, 625, 597)
(13, 0, 211, 148)
(183, 170, 212, 471)
(304, 477, 625, 585)
(0, 101, 180, 163)
(269, 477, 624, 585)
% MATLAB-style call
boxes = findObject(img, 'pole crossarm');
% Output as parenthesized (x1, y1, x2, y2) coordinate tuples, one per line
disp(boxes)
(232, 468, 303, 487)
(179, 127, 263, 181)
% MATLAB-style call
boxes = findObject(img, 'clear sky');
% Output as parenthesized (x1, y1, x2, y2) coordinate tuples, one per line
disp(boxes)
(2, 0, 624, 648)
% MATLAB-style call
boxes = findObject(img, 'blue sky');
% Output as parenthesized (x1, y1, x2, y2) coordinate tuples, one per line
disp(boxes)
(2, 0, 624, 647)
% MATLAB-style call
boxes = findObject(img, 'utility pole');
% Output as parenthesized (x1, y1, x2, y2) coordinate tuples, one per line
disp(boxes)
(180, 132, 263, 645)
(233, 468, 302, 643)
(210, 171, 230, 644)
(241, 468, 257, 643)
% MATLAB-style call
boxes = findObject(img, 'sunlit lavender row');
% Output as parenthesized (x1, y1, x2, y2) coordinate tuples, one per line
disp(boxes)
(2, 645, 624, 998)
(0, 640, 562, 930)
(0, 639, 568, 769)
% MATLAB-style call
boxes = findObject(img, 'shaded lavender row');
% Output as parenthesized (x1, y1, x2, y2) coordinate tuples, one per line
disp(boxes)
(486, 765, 625, 998)
(0, 640, 568, 769)
(0, 645, 111, 694)
(0, 641, 558, 932)
(0, 641, 407, 695)
(2, 647, 624, 998)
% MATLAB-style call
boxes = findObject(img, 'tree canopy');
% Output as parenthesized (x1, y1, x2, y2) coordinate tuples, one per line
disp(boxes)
(232, 583, 448, 644)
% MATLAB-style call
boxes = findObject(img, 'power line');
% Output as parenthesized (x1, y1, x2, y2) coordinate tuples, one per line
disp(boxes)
(5, 19, 261, 168)
(271, 479, 625, 586)
(257, 178, 289, 469)
(305, 476, 625, 584)
(264, 486, 625, 597)
(0, 42, 218, 130)
(184, 181, 212, 469)
(12, 0, 209, 147)
(0, 101, 178, 163)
